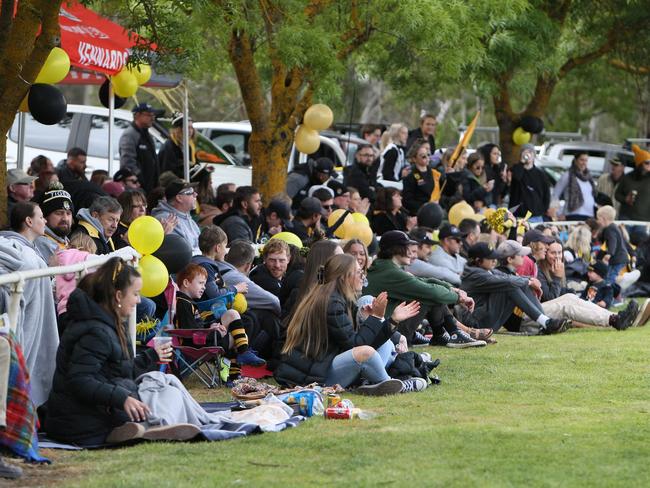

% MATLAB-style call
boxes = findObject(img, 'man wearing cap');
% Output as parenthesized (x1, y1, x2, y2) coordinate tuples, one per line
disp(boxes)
(34, 183, 74, 264)
(214, 186, 263, 244)
(405, 227, 443, 277)
(260, 199, 293, 238)
(56, 147, 88, 183)
(518, 229, 554, 278)
(364, 230, 485, 348)
(508, 144, 551, 221)
(113, 168, 141, 190)
(151, 180, 201, 252)
(286, 157, 336, 208)
(343, 144, 379, 203)
(427, 224, 468, 286)
(327, 180, 351, 210)
(461, 242, 570, 334)
(158, 113, 196, 178)
(6, 169, 37, 215)
(28, 155, 57, 199)
(596, 158, 625, 212)
(615, 144, 650, 221)
(119, 103, 161, 193)
(291, 197, 326, 245)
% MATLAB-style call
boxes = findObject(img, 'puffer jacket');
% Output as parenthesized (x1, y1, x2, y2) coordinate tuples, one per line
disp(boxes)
(274, 291, 393, 387)
(46, 288, 158, 445)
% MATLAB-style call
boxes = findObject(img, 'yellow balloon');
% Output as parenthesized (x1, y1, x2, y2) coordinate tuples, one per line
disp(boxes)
(128, 64, 152, 85)
(270, 231, 303, 248)
(232, 293, 248, 314)
(295, 125, 320, 154)
(328, 209, 354, 238)
(111, 69, 138, 98)
(303, 104, 333, 131)
(351, 212, 369, 226)
(128, 216, 164, 255)
(513, 127, 532, 146)
(344, 222, 373, 247)
(448, 201, 476, 227)
(35, 47, 70, 84)
(138, 255, 169, 297)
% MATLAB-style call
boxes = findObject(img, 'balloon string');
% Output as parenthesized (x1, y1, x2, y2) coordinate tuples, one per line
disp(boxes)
(15, 65, 31, 86)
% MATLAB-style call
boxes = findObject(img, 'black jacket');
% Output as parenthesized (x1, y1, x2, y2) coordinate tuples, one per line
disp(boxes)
(509, 164, 551, 218)
(402, 166, 434, 216)
(370, 209, 409, 236)
(406, 128, 435, 153)
(274, 291, 393, 386)
(119, 123, 160, 193)
(600, 224, 629, 266)
(158, 139, 195, 178)
(46, 288, 158, 444)
(343, 162, 378, 202)
(250, 265, 283, 299)
(462, 170, 490, 208)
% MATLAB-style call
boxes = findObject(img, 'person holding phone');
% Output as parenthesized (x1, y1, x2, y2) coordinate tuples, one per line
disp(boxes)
(508, 144, 551, 222)
(462, 153, 493, 210)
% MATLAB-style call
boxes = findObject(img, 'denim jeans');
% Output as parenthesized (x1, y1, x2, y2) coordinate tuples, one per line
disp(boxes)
(324, 340, 394, 387)
(606, 263, 625, 285)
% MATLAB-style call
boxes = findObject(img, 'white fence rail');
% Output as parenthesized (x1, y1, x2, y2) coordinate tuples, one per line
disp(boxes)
(0, 254, 139, 353)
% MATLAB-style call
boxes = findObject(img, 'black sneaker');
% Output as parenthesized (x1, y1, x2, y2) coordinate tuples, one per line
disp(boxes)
(612, 300, 639, 330)
(541, 318, 571, 335)
(412, 331, 429, 347)
(429, 330, 450, 347)
(355, 378, 404, 396)
(446, 330, 486, 348)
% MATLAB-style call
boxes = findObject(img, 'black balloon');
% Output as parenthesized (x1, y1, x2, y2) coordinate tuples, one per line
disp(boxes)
(152, 234, 192, 274)
(28, 83, 67, 125)
(98, 79, 126, 109)
(417, 202, 444, 230)
(520, 115, 544, 134)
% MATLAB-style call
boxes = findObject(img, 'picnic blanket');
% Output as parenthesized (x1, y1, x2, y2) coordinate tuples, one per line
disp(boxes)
(0, 332, 49, 463)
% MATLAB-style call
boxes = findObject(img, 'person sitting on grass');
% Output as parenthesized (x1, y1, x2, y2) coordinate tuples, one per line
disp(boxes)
(461, 242, 571, 335)
(47, 258, 202, 446)
(581, 261, 614, 309)
(275, 253, 425, 394)
(174, 264, 266, 383)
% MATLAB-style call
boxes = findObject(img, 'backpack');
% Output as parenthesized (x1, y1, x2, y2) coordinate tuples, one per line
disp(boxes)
(387, 352, 440, 382)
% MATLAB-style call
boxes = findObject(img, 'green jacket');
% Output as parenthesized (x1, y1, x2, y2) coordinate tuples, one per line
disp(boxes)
(363, 258, 459, 317)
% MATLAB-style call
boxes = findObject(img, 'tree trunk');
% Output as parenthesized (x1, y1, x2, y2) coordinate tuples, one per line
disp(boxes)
(0, 0, 63, 228)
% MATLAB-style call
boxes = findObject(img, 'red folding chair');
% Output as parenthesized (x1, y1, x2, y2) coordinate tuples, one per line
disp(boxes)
(167, 329, 225, 388)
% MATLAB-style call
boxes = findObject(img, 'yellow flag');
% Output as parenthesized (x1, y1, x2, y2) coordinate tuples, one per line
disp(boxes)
(449, 111, 480, 169)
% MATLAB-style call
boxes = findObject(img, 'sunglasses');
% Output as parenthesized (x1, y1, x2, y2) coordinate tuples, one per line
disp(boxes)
(179, 188, 196, 196)
(418, 153, 431, 159)
(322, 205, 333, 210)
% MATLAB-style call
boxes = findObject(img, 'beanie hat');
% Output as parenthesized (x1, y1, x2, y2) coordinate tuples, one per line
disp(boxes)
(631, 144, 650, 167)
(40, 182, 74, 217)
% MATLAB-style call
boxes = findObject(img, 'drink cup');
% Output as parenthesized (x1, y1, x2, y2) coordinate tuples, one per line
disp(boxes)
(153, 336, 173, 364)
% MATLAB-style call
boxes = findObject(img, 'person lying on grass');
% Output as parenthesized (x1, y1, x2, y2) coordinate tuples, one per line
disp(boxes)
(275, 253, 426, 395)
(174, 263, 266, 383)
(47, 258, 202, 445)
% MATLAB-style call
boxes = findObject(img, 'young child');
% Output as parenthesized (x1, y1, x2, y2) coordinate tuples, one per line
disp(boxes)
(174, 264, 265, 382)
(55, 233, 98, 316)
(581, 261, 614, 309)
(596, 205, 629, 284)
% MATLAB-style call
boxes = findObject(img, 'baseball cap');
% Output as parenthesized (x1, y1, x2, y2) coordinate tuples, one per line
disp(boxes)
(327, 179, 349, 197)
(267, 199, 292, 224)
(313, 157, 337, 177)
(165, 179, 198, 200)
(379, 230, 417, 251)
(409, 227, 436, 245)
(523, 229, 554, 245)
(608, 157, 624, 166)
(298, 197, 326, 217)
(468, 242, 499, 260)
(588, 261, 608, 279)
(438, 224, 463, 241)
(496, 239, 532, 258)
(132, 102, 164, 116)
(113, 168, 136, 182)
(7, 169, 37, 186)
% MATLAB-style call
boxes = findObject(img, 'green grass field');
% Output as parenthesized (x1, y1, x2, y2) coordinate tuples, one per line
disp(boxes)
(14, 323, 650, 487)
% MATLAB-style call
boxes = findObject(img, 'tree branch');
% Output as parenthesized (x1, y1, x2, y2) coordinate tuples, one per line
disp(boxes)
(337, 0, 373, 60)
(608, 58, 650, 75)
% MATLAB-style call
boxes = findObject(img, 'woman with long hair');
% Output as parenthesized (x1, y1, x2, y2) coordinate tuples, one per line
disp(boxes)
(47, 258, 201, 445)
(370, 187, 414, 236)
(552, 152, 597, 220)
(275, 254, 423, 395)
(343, 238, 371, 277)
(402, 139, 444, 214)
(462, 152, 493, 210)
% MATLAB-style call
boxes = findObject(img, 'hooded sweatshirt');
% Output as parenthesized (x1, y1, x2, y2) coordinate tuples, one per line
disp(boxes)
(54, 248, 95, 315)
(0, 233, 58, 407)
(151, 200, 200, 253)
(73, 208, 115, 255)
(35, 226, 69, 266)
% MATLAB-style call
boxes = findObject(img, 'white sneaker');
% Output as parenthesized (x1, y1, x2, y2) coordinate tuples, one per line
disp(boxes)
(419, 352, 433, 363)
(400, 377, 428, 393)
(618, 270, 641, 291)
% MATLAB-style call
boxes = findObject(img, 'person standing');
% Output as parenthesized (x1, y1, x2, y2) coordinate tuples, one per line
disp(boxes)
(552, 152, 597, 220)
(379, 123, 409, 182)
(509, 144, 551, 221)
(119, 103, 161, 193)
(596, 158, 625, 212)
(615, 144, 650, 222)
(406, 113, 437, 153)
(343, 144, 379, 202)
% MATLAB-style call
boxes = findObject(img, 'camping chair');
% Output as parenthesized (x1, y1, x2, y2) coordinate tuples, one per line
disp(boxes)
(167, 328, 225, 388)
(195, 292, 235, 322)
